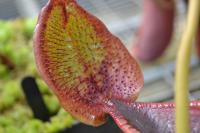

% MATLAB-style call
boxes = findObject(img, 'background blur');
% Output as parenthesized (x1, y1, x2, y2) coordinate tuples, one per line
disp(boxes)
(0, 0, 197, 102)
(0, 0, 200, 133)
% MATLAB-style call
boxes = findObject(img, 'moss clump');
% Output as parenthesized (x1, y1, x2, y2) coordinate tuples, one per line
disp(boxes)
(0, 19, 75, 133)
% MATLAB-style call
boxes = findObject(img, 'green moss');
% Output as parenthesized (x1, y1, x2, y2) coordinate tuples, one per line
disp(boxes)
(45, 109, 74, 133)
(36, 79, 51, 94)
(0, 19, 75, 133)
(0, 21, 13, 43)
(44, 95, 60, 114)
(21, 119, 43, 133)
(0, 116, 13, 127)
(4, 126, 21, 133)
(0, 64, 9, 79)
(23, 18, 37, 39)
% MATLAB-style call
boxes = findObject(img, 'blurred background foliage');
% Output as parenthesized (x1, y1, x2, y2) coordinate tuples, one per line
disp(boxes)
(0, 19, 75, 133)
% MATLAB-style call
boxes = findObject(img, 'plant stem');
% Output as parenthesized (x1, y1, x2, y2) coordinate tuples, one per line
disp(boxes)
(175, 0, 200, 133)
